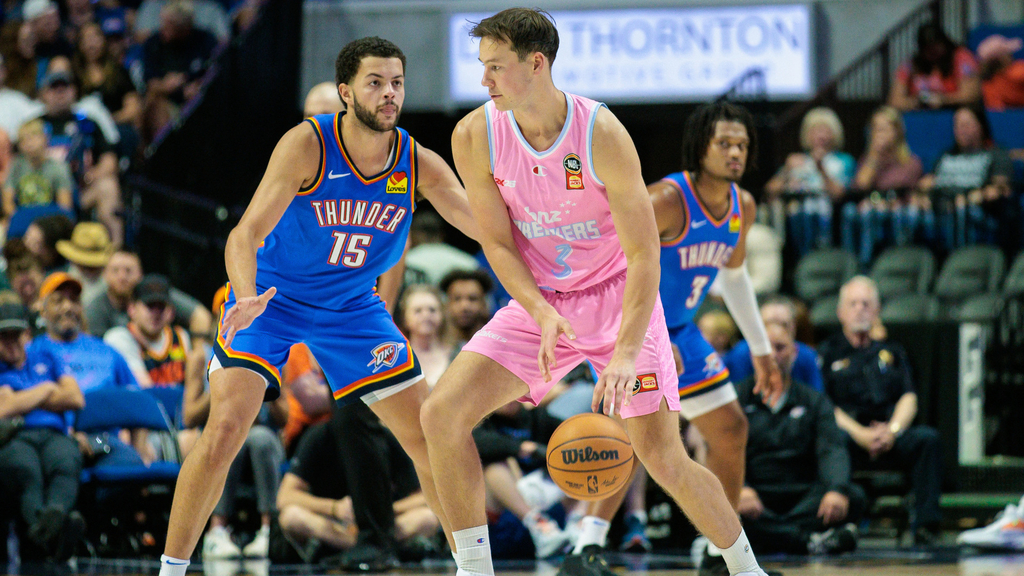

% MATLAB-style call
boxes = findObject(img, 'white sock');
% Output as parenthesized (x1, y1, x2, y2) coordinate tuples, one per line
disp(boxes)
(159, 555, 190, 576)
(452, 551, 459, 564)
(572, 516, 610, 554)
(718, 529, 760, 575)
(453, 526, 493, 576)
(707, 541, 722, 556)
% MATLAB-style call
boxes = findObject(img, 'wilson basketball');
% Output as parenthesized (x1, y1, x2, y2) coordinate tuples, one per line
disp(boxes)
(546, 413, 634, 501)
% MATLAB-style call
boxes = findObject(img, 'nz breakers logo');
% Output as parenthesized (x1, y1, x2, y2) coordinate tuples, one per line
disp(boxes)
(561, 446, 620, 465)
(367, 342, 405, 373)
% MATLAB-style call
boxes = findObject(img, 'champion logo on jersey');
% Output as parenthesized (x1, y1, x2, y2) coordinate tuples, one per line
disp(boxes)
(386, 171, 408, 194)
(367, 342, 406, 373)
(494, 176, 516, 188)
(532, 165, 547, 177)
(563, 153, 584, 190)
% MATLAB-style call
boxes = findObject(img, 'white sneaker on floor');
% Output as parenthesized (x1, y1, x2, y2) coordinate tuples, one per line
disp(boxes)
(523, 509, 571, 558)
(203, 527, 242, 559)
(957, 496, 1024, 550)
(242, 526, 270, 558)
(516, 470, 565, 511)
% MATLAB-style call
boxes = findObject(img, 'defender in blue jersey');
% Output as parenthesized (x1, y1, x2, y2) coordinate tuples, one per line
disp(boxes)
(560, 103, 783, 576)
(157, 38, 476, 571)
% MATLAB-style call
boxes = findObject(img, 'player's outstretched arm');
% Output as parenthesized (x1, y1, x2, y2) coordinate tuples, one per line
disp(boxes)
(592, 106, 660, 416)
(222, 122, 320, 344)
(719, 190, 781, 405)
(452, 108, 575, 381)
(415, 144, 480, 241)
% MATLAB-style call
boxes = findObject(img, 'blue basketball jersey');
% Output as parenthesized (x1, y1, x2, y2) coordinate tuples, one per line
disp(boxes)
(659, 171, 743, 329)
(255, 112, 416, 310)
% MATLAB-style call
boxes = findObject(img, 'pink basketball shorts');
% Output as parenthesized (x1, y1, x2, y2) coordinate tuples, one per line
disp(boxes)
(461, 270, 680, 418)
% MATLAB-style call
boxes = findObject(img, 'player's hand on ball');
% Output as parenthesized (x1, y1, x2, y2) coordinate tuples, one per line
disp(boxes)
(222, 287, 277, 347)
(535, 306, 576, 382)
(593, 355, 636, 417)
(752, 354, 784, 407)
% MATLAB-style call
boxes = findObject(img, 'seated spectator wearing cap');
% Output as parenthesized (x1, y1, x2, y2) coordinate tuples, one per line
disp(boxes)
(56, 221, 115, 301)
(33, 64, 124, 247)
(72, 23, 142, 158)
(22, 0, 74, 60)
(977, 34, 1024, 111)
(0, 300, 85, 562)
(83, 250, 213, 342)
(141, 0, 218, 143)
(3, 120, 74, 227)
(29, 272, 154, 466)
(23, 212, 75, 274)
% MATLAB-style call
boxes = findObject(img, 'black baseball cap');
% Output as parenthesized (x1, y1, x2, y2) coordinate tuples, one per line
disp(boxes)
(133, 274, 171, 304)
(0, 302, 30, 332)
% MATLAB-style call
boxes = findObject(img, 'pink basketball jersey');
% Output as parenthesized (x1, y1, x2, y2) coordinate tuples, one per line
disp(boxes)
(485, 92, 628, 292)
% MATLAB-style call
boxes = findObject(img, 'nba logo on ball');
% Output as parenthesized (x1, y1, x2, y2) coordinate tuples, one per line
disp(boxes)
(546, 413, 633, 501)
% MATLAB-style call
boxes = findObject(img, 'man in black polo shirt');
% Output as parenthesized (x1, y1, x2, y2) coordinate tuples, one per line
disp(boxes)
(737, 323, 864, 556)
(818, 276, 942, 545)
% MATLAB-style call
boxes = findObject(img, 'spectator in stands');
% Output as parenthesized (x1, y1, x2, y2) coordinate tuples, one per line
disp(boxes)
(397, 284, 452, 388)
(57, 221, 115, 299)
(696, 309, 738, 355)
(41, 55, 121, 145)
(5, 22, 41, 97)
(890, 22, 980, 111)
(141, 0, 218, 143)
(189, 346, 287, 560)
(405, 210, 479, 285)
(84, 249, 213, 340)
(818, 276, 942, 545)
(724, 295, 824, 393)
(35, 66, 124, 247)
(844, 106, 926, 267)
(281, 343, 330, 457)
(73, 22, 142, 137)
(29, 272, 154, 465)
(0, 300, 85, 562)
(3, 119, 74, 224)
(276, 410, 440, 568)
(977, 34, 1024, 111)
(22, 0, 73, 60)
(23, 212, 74, 274)
(303, 81, 343, 117)
(64, 0, 96, 38)
(765, 107, 854, 257)
(3, 240, 44, 328)
(439, 268, 492, 347)
(136, 0, 230, 43)
(916, 104, 1014, 250)
(0, 53, 38, 144)
(737, 323, 864, 556)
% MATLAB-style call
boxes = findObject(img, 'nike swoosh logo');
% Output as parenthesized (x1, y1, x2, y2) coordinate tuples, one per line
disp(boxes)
(691, 220, 707, 228)
(328, 171, 350, 179)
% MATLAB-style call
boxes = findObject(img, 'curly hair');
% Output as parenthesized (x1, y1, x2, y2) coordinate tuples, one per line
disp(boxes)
(334, 37, 406, 86)
(680, 101, 758, 175)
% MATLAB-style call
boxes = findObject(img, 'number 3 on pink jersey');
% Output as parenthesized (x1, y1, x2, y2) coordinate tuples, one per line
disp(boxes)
(552, 244, 573, 279)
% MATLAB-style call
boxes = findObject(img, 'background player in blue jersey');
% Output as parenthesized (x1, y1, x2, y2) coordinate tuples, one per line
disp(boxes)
(157, 37, 477, 576)
(561, 102, 783, 576)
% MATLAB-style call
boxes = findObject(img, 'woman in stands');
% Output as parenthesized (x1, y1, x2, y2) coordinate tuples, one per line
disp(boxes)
(72, 22, 141, 157)
(843, 106, 926, 267)
(765, 106, 855, 257)
(890, 23, 981, 111)
(916, 105, 1016, 252)
(397, 284, 452, 388)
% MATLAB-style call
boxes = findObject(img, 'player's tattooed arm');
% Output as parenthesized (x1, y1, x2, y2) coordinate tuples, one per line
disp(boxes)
(415, 144, 481, 241)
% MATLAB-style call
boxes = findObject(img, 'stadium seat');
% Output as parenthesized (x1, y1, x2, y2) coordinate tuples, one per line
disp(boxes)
(145, 385, 185, 430)
(1003, 252, 1024, 296)
(934, 245, 1006, 306)
(794, 248, 859, 304)
(902, 110, 955, 172)
(869, 246, 936, 301)
(880, 293, 940, 323)
(955, 293, 1004, 323)
(809, 294, 841, 329)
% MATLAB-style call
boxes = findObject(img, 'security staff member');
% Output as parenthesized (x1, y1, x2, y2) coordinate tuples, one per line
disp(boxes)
(737, 323, 864, 556)
(818, 276, 942, 545)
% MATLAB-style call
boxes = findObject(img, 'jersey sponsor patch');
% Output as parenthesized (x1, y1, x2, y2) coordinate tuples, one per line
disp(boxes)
(729, 214, 741, 233)
(632, 373, 659, 395)
(367, 341, 406, 373)
(386, 171, 408, 194)
(563, 153, 584, 190)
(494, 176, 516, 188)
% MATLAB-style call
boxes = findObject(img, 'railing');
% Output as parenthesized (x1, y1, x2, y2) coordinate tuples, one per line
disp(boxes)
(718, 67, 768, 103)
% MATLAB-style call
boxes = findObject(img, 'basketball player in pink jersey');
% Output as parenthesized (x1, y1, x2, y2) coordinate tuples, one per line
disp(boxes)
(421, 9, 773, 576)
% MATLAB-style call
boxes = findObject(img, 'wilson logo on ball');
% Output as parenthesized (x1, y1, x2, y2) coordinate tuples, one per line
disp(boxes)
(560, 446, 621, 465)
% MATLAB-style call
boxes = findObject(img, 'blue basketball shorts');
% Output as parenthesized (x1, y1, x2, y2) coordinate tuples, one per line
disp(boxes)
(668, 323, 737, 419)
(210, 286, 423, 406)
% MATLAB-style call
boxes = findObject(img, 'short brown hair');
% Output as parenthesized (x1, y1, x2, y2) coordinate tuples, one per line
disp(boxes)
(335, 37, 406, 86)
(469, 8, 558, 65)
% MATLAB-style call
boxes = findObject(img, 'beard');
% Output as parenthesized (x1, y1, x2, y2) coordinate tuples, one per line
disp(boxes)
(351, 94, 400, 132)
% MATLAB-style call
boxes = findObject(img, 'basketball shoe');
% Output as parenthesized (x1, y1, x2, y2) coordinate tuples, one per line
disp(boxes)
(557, 544, 617, 576)
(957, 496, 1024, 550)
(524, 509, 572, 558)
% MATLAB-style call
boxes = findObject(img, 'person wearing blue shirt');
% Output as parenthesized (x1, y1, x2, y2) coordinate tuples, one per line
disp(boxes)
(0, 300, 85, 562)
(724, 296, 824, 393)
(30, 271, 153, 466)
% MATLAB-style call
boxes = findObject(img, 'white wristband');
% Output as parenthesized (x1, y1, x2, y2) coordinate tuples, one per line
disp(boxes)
(718, 266, 772, 356)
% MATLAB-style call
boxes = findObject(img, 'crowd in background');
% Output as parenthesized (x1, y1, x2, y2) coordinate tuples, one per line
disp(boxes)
(0, 2, 1022, 569)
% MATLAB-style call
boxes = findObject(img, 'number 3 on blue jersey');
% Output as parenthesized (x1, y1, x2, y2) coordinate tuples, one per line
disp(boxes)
(552, 244, 573, 279)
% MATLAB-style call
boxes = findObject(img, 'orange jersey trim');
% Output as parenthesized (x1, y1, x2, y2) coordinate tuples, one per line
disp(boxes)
(215, 287, 282, 384)
(678, 369, 731, 397)
(332, 344, 417, 399)
(335, 113, 402, 185)
(659, 177, 691, 247)
(683, 171, 733, 228)
(297, 117, 328, 196)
